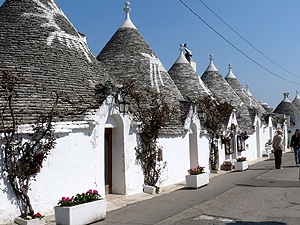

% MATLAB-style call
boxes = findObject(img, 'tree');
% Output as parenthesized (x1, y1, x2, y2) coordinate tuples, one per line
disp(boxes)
(195, 96, 233, 170)
(119, 80, 179, 187)
(0, 71, 57, 218)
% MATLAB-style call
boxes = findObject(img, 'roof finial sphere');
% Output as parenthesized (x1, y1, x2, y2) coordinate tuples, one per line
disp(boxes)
(179, 43, 185, 53)
(124, 2, 131, 14)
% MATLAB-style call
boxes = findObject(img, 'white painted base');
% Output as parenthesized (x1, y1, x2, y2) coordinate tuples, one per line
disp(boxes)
(14, 217, 45, 225)
(185, 173, 209, 189)
(54, 199, 106, 225)
(235, 161, 249, 171)
(143, 185, 156, 194)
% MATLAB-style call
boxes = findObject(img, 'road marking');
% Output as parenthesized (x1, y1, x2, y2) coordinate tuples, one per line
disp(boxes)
(194, 215, 235, 223)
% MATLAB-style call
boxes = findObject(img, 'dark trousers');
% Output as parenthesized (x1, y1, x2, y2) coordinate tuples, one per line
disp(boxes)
(293, 147, 300, 165)
(274, 150, 283, 169)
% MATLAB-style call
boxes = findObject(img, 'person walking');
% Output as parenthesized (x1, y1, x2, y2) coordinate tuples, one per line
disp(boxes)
(272, 129, 284, 169)
(290, 129, 300, 166)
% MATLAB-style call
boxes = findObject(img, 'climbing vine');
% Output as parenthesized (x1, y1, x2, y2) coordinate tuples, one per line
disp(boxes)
(194, 95, 233, 171)
(119, 80, 179, 187)
(0, 71, 57, 218)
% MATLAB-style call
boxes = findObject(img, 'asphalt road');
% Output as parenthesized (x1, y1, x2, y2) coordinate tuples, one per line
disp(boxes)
(97, 151, 300, 225)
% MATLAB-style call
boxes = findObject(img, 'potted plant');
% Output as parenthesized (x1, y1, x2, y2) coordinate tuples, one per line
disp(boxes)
(14, 212, 45, 225)
(185, 165, 209, 188)
(235, 156, 249, 171)
(54, 189, 106, 225)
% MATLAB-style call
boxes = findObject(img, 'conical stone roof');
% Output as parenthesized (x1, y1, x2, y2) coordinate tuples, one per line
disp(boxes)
(168, 44, 211, 100)
(260, 102, 273, 113)
(292, 91, 300, 112)
(224, 64, 267, 123)
(201, 55, 254, 134)
(0, 0, 107, 125)
(273, 93, 299, 125)
(97, 3, 182, 100)
(96, 2, 184, 134)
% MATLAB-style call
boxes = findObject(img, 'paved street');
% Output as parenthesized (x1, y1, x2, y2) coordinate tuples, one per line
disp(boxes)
(45, 150, 300, 225)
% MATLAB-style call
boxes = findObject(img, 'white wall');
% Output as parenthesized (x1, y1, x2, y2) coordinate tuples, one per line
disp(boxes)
(0, 124, 106, 224)
(197, 133, 210, 172)
(157, 134, 190, 186)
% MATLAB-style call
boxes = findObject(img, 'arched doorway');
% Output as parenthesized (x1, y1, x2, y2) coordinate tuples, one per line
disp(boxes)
(104, 115, 126, 195)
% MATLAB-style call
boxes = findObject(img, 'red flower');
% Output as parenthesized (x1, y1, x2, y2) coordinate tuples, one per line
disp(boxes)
(33, 212, 44, 219)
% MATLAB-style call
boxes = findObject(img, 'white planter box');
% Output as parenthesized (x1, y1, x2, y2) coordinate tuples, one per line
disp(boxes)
(14, 217, 45, 225)
(185, 173, 209, 189)
(235, 161, 249, 171)
(143, 185, 156, 194)
(54, 199, 106, 225)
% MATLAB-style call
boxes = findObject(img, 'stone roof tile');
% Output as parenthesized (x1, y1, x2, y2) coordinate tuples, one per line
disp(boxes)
(201, 55, 254, 134)
(97, 3, 184, 134)
(0, 0, 107, 125)
(224, 64, 267, 123)
(168, 44, 211, 101)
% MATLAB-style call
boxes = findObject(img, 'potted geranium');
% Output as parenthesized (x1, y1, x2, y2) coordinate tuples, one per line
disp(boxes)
(185, 165, 209, 188)
(235, 156, 249, 171)
(54, 189, 106, 225)
(14, 212, 45, 225)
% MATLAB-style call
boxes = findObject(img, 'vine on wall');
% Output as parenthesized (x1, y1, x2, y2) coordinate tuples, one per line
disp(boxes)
(119, 81, 179, 187)
(0, 71, 57, 218)
(194, 95, 233, 171)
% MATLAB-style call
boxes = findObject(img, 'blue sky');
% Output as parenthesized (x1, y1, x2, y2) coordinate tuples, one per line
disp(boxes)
(1, 0, 300, 108)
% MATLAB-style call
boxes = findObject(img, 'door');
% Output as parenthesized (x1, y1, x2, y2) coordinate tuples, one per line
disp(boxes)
(105, 128, 112, 194)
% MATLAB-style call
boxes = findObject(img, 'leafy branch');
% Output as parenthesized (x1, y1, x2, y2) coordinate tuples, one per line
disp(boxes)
(0, 71, 57, 218)
(194, 95, 233, 170)
(119, 81, 178, 186)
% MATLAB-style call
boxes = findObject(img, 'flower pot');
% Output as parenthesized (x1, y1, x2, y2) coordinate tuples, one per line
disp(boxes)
(54, 199, 106, 225)
(14, 217, 45, 225)
(143, 185, 156, 194)
(185, 173, 209, 189)
(235, 161, 249, 171)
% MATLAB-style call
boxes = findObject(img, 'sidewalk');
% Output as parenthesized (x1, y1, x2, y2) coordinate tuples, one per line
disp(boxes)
(44, 152, 276, 224)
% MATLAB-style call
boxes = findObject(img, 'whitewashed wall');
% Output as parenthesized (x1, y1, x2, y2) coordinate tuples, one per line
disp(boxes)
(0, 100, 112, 224)
(157, 134, 190, 187)
(197, 133, 210, 172)
(243, 133, 256, 161)
(0, 123, 105, 224)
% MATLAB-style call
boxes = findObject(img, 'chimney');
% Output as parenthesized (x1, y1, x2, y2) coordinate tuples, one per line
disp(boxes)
(183, 44, 196, 71)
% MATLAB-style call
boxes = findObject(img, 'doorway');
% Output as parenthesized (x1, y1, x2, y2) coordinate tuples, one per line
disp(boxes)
(105, 128, 112, 194)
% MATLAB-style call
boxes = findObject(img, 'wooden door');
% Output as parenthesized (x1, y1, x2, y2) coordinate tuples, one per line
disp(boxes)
(105, 128, 112, 194)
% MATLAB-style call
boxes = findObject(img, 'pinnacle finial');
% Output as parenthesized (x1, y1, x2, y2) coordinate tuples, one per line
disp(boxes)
(124, 2, 131, 14)
(120, 2, 136, 29)
(228, 63, 232, 70)
(209, 54, 214, 62)
(180, 43, 185, 54)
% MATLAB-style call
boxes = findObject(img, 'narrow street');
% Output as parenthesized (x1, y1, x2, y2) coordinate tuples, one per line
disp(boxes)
(95, 151, 300, 225)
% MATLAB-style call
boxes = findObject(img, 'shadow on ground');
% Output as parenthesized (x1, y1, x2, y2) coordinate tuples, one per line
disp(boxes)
(227, 221, 286, 225)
